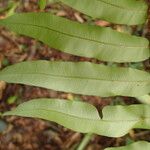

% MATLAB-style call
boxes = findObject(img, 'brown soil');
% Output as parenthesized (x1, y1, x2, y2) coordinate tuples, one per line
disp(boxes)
(0, 0, 150, 150)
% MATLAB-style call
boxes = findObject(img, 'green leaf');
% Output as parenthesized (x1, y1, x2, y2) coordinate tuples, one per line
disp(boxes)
(38, 0, 47, 10)
(7, 96, 18, 104)
(137, 94, 150, 104)
(0, 13, 149, 62)
(59, 0, 148, 25)
(3, 99, 150, 137)
(0, 61, 149, 97)
(105, 141, 150, 150)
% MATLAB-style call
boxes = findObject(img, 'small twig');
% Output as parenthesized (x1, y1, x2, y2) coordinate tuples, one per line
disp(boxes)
(76, 133, 93, 150)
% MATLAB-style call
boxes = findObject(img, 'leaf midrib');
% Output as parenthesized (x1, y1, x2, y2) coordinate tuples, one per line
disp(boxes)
(2, 72, 149, 83)
(4, 22, 147, 49)
(11, 108, 148, 123)
(96, 0, 145, 12)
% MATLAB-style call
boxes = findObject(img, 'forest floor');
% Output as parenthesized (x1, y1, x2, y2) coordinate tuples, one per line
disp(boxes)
(0, 0, 150, 150)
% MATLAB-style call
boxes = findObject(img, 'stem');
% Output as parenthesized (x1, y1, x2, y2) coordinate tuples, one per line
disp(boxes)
(77, 133, 93, 150)
(6, 1, 20, 17)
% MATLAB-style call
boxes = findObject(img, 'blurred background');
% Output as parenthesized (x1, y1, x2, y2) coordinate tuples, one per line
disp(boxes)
(0, 0, 150, 149)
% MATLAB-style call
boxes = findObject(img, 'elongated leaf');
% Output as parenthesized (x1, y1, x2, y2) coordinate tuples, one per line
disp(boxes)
(0, 13, 149, 62)
(38, 0, 47, 10)
(3, 99, 150, 137)
(59, 0, 148, 25)
(0, 61, 149, 97)
(105, 141, 150, 150)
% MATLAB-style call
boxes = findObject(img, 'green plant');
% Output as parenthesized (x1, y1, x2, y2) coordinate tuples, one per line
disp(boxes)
(38, 0, 47, 10)
(0, 0, 150, 149)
